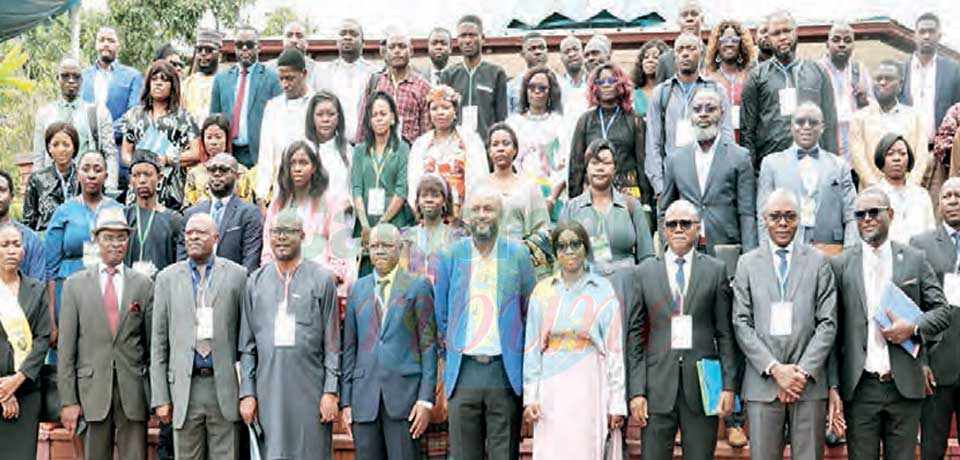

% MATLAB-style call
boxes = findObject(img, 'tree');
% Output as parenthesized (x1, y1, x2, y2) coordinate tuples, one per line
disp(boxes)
(0, 45, 36, 94)
(262, 7, 317, 37)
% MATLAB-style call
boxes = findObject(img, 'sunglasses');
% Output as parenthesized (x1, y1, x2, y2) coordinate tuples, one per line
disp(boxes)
(854, 206, 889, 221)
(594, 77, 618, 86)
(527, 83, 549, 93)
(236, 40, 258, 50)
(168, 61, 184, 69)
(719, 36, 742, 45)
(766, 212, 798, 223)
(556, 240, 584, 253)
(692, 103, 719, 114)
(793, 117, 822, 127)
(664, 219, 698, 231)
(59, 72, 82, 81)
(196, 45, 217, 54)
(206, 165, 235, 175)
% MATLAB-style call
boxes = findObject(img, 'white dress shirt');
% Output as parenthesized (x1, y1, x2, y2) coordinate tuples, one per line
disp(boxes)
(94, 66, 111, 107)
(862, 240, 893, 375)
(98, 262, 125, 310)
(878, 179, 936, 244)
(464, 240, 501, 356)
(255, 91, 314, 199)
(910, 53, 938, 140)
(695, 139, 717, 194)
(764, 239, 796, 374)
(315, 58, 377, 141)
(665, 247, 693, 310)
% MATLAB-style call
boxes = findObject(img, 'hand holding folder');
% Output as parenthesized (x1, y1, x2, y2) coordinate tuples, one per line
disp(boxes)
(873, 282, 922, 358)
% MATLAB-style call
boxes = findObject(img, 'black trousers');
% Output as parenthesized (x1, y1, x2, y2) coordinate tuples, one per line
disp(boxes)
(921, 383, 960, 460)
(845, 375, 922, 460)
(0, 387, 41, 460)
(642, 372, 718, 460)
(447, 356, 521, 460)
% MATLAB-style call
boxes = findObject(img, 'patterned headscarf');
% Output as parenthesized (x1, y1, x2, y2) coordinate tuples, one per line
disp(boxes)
(427, 84, 462, 108)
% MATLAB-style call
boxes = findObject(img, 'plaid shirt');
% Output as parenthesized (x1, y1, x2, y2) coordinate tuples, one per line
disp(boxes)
(356, 69, 432, 145)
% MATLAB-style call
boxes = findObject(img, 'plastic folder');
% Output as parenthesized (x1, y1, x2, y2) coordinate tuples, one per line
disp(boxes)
(873, 282, 922, 358)
(697, 358, 740, 415)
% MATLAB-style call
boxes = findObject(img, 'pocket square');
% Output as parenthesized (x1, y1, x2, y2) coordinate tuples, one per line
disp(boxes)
(129, 302, 141, 313)
(899, 278, 918, 286)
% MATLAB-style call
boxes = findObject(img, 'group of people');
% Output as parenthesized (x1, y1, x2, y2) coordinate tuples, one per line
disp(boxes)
(5, 1, 960, 460)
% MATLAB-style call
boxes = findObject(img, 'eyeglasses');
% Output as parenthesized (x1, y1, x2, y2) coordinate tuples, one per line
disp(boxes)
(766, 212, 798, 223)
(793, 117, 822, 127)
(594, 77, 618, 86)
(168, 61, 184, 69)
(853, 206, 889, 221)
(719, 36, 742, 45)
(270, 227, 300, 237)
(99, 234, 129, 244)
(59, 72, 82, 81)
(556, 240, 584, 253)
(236, 40, 257, 50)
(527, 83, 549, 93)
(196, 45, 217, 54)
(206, 164, 236, 175)
(692, 103, 719, 114)
(664, 219, 698, 231)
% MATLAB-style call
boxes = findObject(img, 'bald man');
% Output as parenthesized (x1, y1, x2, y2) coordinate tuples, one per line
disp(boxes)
(151, 213, 248, 459)
(266, 21, 320, 90)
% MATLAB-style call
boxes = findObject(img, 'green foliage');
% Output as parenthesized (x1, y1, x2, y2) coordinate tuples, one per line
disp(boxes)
(262, 7, 317, 37)
(0, 45, 37, 94)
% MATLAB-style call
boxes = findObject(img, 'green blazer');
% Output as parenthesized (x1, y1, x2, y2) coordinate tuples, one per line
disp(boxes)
(351, 141, 415, 232)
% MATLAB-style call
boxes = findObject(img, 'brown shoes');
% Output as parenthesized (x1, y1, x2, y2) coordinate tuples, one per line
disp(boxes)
(727, 427, 748, 448)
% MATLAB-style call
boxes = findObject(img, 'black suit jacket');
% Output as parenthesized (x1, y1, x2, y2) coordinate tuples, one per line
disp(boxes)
(0, 274, 50, 388)
(626, 252, 739, 414)
(900, 54, 960, 131)
(828, 242, 953, 401)
(910, 225, 960, 386)
(179, 196, 263, 273)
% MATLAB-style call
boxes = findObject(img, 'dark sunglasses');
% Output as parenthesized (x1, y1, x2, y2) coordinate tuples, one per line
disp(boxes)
(168, 61, 184, 69)
(594, 77, 618, 86)
(692, 103, 719, 114)
(556, 240, 584, 253)
(206, 164, 235, 175)
(664, 219, 698, 231)
(196, 45, 217, 54)
(793, 117, 822, 127)
(59, 72, 82, 81)
(527, 83, 549, 93)
(236, 40, 257, 50)
(853, 206, 889, 221)
(719, 36, 742, 45)
(766, 212, 798, 223)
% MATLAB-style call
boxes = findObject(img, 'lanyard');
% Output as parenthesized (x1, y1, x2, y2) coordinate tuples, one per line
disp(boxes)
(275, 260, 302, 312)
(135, 207, 157, 262)
(370, 147, 395, 188)
(56, 167, 75, 201)
(598, 107, 620, 140)
(774, 60, 800, 89)
(191, 262, 215, 308)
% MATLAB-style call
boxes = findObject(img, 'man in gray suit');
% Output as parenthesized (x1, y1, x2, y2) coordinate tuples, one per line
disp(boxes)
(733, 188, 838, 460)
(151, 213, 247, 459)
(57, 206, 154, 460)
(757, 102, 857, 250)
(627, 200, 738, 460)
(909, 178, 960, 460)
(660, 86, 757, 257)
(828, 187, 953, 460)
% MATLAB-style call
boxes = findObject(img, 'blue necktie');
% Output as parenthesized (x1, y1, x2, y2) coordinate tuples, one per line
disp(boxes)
(797, 147, 819, 160)
(776, 248, 789, 297)
(952, 233, 960, 271)
(212, 200, 224, 230)
(675, 257, 686, 311)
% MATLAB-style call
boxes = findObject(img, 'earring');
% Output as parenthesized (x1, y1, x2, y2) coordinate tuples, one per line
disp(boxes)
(737, 55, 744, 65)
(715, 55, 722, 64)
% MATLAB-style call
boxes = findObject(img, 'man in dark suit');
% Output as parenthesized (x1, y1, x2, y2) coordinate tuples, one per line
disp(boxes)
(733, 188, 837, 460)
(627, 199, 738, 460)
(900, 13, 960, 145)
(209, 25, 281, 168)
(828, 187, 953, 460)
(179, 154, 262, 273)
(57, 207, 154, 460)
(909, 178, 960, 460)
(342, 223, 437, 460)
(660, 86, 757, 257)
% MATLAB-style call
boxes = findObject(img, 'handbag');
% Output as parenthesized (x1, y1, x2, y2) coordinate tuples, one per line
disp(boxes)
(38, 364, 61, 423)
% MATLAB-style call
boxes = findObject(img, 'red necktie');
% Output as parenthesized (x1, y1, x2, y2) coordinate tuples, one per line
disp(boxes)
(229, 67, 248, 142)
(104, 266, 119, 336)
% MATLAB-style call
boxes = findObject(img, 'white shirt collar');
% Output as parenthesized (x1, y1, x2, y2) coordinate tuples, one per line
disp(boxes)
(665, 247, 694, 265)
(943, 222, 960, 239)
(99, 262, 124, 276)
(769, 238, 795, 258)
(861, 239, 892, 259)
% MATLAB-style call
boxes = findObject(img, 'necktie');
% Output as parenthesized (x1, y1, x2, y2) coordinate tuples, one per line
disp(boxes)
(195, 266, 212, 357)
(797, 147, 819, 160)
(376, 278, 391, 323)
(674, 257, 686, 312)
(229, 67, 248, 141)
(211, 200, 224, 230)
(952, 233, 960, 271)
(776, 248, 789, 297)
(103, 266, 119, 336)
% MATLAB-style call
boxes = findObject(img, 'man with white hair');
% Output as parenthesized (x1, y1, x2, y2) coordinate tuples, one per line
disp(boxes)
(315, 19, 377, 141)
(355, 28, 431, 145)
(732, 188, 838, 460)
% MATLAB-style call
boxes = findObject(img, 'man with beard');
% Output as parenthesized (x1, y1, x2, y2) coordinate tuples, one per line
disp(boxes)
(210, 25, 281, 169)
(659, 87, 757, 256)
(646, 33, 733, 196)
(506, 32, 548, 114)
(239, 209, 341, 459)
(582, 35, 610, 76)
(558, 35, 588, 118)
(254, 48, 314, 202)
(849, 61, 930, 189)
(441, 14, 508, 139)
(80, 27, 141, 193)
(654, 0, 704, 84)
(828, 187, 952, 460)
(741, 11, 838, 171)
(421, 27, 451, 86)
(817, 22, 873, 163)
(900, 13, 960, 148)
(34, 57, 117, 190)
(123, 150, 182, 278)
(909, 178, 960, 460)
(181, 29, 223, 124)
(756, 103, 857, 249)
(355, 29, 431, 145)
(434, 187, 536, 460)
(0, 170, 44, 279)
(755, 24, 774, 63)
(180, 153, 263, 272)
(315, 19, 377, 141)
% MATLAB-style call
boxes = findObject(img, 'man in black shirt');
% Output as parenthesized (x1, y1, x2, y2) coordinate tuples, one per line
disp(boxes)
(441, 14, 508, 139)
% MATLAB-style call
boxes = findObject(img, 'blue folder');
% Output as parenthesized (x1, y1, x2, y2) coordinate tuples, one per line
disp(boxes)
(873, 282, 921, 358)
(697, 359, 740, 416)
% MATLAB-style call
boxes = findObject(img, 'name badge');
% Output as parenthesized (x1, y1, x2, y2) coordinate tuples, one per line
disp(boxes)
(196, 307, 214, 340)
(944, 273, 960, 306)
(462, 105, 479, 132)
(675, 119, 695, 147)
(367, 188, 386, 216)
(779, 88, 798, 117)
(837, 105, 853, 123)
(274, 309, 296, 348)
(82, 241, 101, 269)
(671, 315, 693, 350)
(731, 105, 741, 128)
(800, 197, 817, 227)
(770, 301, 793, 336)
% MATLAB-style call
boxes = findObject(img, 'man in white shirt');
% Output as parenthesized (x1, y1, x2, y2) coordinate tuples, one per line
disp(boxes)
(315, 19, 377, 141)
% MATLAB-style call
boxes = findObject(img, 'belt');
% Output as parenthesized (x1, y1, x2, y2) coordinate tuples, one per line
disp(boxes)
(192, 367, 214, 377)
(864, 371, 892, 383)
(465, 354, 502, 365)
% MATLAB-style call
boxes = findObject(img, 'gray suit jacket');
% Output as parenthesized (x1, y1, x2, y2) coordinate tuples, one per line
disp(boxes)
(910, 226, 960, 386)
(57, 265, 154, 422)
(659, 136, 758, 254)
(756, 146, 857, 248)
(828, 242, 953, 401)
(626, 252, 739, 414)
(150, 257, 246, 429)
(733, 243, 837, 402)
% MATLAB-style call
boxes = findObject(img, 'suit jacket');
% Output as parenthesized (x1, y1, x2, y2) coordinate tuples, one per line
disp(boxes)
(828, 242, 953, 401)
(910, 226, 960, 386)
(626, 252, 739, 414)
(209, 62, 281, 162)
(0, 274, 50, 386)
(659, 136, 758, 254)
(900, 54, 960, 131)
(179, 196, 263, 273)
(80, 61, 143, 143)
(57, 265, 154, 422)
(733, 243, 837, 402)
(342, 268, 437, 422)
(435, 237, 536, 398)
(150, 257, 245, 429)
(756, 146, 858, 247)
